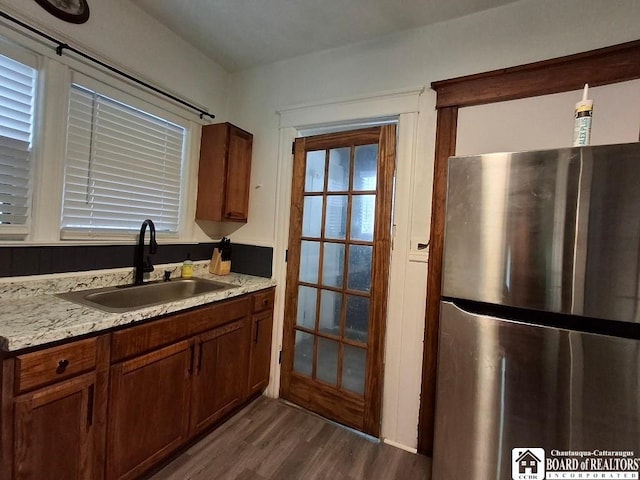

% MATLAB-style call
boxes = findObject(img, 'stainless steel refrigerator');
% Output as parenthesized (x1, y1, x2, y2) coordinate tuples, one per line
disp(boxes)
(432, 143, 640, 479)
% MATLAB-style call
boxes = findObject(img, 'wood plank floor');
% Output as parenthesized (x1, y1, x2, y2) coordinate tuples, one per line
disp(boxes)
(149, 397, 431, 480)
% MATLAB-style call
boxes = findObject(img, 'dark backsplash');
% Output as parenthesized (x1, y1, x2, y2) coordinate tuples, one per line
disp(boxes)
(0, 243, 272, 278)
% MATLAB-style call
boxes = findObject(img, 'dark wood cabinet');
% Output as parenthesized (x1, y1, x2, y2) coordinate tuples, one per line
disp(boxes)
(190, 320, 248, 435)
(2, 336, 109, 480)
(13, 372, 96, 480)
(1, 289, 273, 480)
(106, 295, 252, 479)
(247, 288, 275, 397)
(196, 122, 253, 223)
(247, 311, 274, 396)
(106, 341, 192, 480)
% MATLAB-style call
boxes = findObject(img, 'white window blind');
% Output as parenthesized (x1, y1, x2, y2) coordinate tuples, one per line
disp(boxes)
(62, 84, 185, 235)
(0, 52, 36, 228)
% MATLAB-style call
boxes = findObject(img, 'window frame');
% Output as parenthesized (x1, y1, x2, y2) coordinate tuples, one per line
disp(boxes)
(0, 39, 40, 240)
(60, 72, 191, 241)
(0, 26, 205, 245)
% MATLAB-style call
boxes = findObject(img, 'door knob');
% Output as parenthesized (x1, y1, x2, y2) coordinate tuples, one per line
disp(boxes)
(56, 359, 69, 373)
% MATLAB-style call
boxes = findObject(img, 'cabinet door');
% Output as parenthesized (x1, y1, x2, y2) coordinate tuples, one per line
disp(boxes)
(106, 341, 192, 480)
(196, 122, 252, 223)
(223, 125, 252, 221)
(190, 320, 248, 435)
(247, 310, 274, 396)
(13, 372, 96, 480)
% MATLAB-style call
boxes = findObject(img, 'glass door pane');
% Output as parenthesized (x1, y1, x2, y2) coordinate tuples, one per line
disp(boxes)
(292, 145, 378, 395)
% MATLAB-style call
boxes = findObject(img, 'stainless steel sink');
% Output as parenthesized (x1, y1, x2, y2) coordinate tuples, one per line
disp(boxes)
(57, 277, 235, 313)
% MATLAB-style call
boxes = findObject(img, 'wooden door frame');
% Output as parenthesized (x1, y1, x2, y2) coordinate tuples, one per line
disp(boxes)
(418, 39, 640, 455)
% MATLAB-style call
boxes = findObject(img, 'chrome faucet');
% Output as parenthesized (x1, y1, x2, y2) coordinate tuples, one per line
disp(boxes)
(134, 219, 158, 285)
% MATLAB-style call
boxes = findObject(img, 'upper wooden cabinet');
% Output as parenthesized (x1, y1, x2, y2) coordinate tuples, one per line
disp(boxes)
(196, 122, 253, 223)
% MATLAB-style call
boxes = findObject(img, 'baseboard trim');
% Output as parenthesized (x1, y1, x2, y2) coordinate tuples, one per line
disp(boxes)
(383, 438, 418, 454)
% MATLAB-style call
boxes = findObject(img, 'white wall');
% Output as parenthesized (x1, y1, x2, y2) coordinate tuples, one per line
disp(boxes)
(225, 0, 640, 451)
(457, 80, 640, 155)
(0, 0, 231, 243)
(0, 0, 229, 115)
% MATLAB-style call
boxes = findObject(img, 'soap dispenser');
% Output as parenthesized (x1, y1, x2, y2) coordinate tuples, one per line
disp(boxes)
(182, 254, 193, 278)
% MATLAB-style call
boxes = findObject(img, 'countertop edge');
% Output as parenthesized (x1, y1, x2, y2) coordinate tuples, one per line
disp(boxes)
(0, 273, 276, 354)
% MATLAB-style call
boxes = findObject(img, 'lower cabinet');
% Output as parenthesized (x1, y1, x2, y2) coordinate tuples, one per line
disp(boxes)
(105, 294, 256, 480)
(13, 372, 97, 480)
(106, 341, 192, 480)
(247, 288, 275, 397)
(190, 320, 248, 435)
(1, 287, 275, 480)
(247, 310, 274, 396)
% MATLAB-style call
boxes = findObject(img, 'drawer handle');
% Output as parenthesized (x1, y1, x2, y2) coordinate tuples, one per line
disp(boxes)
(254, 320, 260, 344)
(56, 359, 70, 374)
(262, 299, 269, 306)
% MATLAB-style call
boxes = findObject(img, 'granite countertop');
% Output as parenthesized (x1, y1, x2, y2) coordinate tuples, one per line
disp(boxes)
(0, 262, 276, 353)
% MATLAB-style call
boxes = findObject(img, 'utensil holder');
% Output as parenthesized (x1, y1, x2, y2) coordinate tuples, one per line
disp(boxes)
(209, 248, 231, 275)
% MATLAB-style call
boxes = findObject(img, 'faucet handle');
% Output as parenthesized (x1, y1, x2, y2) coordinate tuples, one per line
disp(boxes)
(150, 238, 158, 254)
(163, 270, 171, 281)
(143, 256, 155, 273)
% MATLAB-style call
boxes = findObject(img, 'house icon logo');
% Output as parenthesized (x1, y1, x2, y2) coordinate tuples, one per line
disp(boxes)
(512, 448, 545, 480)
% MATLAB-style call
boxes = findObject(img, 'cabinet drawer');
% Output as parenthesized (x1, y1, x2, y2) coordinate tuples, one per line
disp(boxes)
(111, 296, 252, 362)
(252, 289, 275, 313)
(111, 309, 192, 363)
(14, 337, 97, 393)
(189, 296, 250, 334)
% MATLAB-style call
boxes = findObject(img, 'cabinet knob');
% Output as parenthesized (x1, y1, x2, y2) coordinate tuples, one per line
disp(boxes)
(263, 299, 269, 306)
(56, 359, 70, 374)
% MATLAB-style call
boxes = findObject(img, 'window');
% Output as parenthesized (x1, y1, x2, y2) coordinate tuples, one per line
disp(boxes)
(62, 83, 186, 236)
(0, 50, 36, 232)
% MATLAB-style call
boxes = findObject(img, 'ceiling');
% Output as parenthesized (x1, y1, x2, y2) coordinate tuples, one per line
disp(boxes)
(131, 0, 523, 72)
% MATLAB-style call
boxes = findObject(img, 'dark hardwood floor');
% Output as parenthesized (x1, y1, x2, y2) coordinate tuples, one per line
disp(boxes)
(149, 396, 431, 480)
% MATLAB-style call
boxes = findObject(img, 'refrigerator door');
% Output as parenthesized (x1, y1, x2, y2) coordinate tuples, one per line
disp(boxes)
(432, 301, 640, 480)
(443, 142, 640, 323)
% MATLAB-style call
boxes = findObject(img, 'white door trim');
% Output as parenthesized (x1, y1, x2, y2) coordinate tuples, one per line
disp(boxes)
(267, 85, 427, 451)
(277, 86, 424, 129)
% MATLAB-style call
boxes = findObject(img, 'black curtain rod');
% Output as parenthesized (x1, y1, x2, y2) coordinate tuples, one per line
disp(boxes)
(0, 10, 215, 120)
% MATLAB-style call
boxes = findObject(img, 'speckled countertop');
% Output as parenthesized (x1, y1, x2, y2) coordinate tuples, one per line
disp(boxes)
(0, 261, 276, 352)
